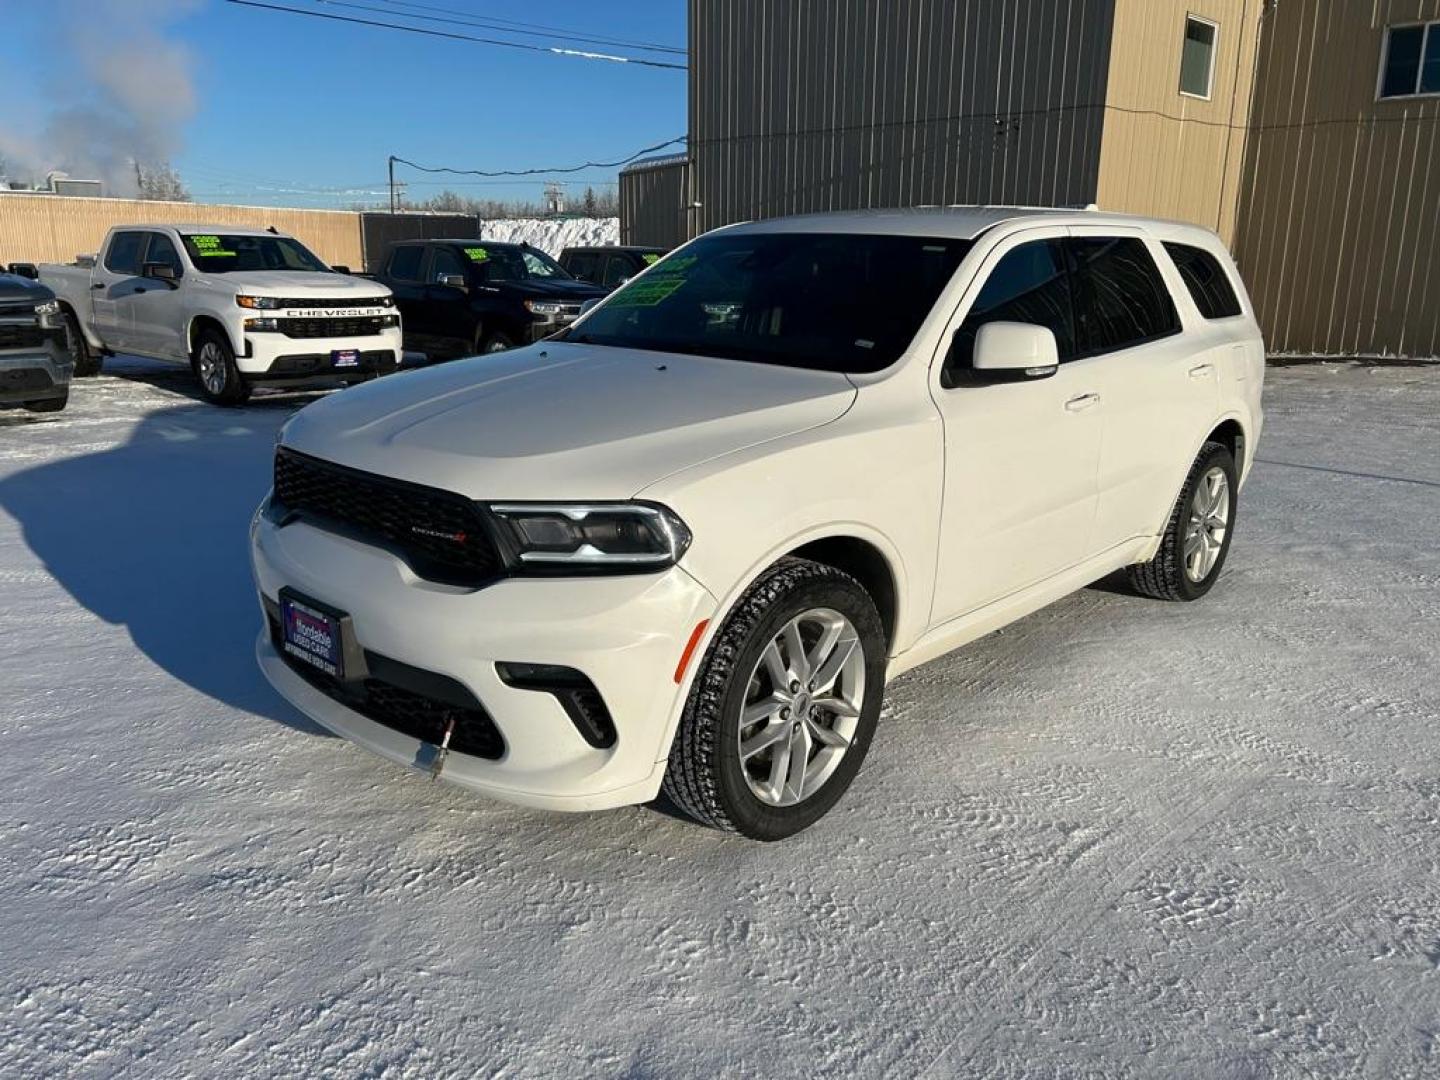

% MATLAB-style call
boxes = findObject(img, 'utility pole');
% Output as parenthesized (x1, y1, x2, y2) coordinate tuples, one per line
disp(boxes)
(388, 155, 397, 214)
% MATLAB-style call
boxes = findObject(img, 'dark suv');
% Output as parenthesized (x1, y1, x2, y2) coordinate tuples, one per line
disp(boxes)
(0, 266, 72, 414)
(372, 240, 606, 360)
(558, 246, 668, 290)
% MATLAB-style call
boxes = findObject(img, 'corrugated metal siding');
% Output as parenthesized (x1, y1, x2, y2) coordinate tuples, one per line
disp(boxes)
(1096, 0, 1262, 246)
(1235, 0, 1440, 358)
(619, 157, 690, 247)
(0, 194, 364, 268)
(686, 0, 1117, 237)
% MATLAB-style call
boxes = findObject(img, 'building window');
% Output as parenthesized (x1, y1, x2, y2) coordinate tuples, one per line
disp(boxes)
(1380, 23, 1440, 99)
(1179, 15, 1218, 99)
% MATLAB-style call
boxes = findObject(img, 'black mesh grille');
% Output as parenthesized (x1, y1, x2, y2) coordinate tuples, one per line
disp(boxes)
(276, 296, 392, 310)
(280, 316, 390, 339)
(268, 614, 503, 759)
(273, 448, 501, 587)
(0, 324, 45, 350)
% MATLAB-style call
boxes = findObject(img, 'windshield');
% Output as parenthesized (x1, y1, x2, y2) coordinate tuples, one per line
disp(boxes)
(563, 232, 972, 373)
(179, 233, 329, 274)
(465, 245, 572, 282)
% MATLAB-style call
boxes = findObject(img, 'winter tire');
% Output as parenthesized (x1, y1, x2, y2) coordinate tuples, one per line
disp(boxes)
(662, 557, 887, 840)
(192, 328, 251, 406)
(24, 393, 67, 413)
(1127, 440, 1237, 602)
(66, 312, 101, 377)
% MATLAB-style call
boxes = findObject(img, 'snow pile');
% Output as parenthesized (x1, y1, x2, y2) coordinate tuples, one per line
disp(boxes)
(477, 216, 619, 256)
(3, 360, 1440, 1075)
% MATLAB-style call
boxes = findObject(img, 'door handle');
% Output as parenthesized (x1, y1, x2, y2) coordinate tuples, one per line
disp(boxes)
(91, 283, 105, 290)
(1189, 363, 1215, 378)
(1064, 392, 1101, 412)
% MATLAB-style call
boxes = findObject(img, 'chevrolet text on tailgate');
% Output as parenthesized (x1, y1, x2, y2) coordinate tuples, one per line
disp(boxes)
(39, 225, 402, 404)
(251, 207, 1266, 840)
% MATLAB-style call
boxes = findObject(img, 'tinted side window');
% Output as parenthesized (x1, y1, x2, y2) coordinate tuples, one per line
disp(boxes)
(1069, 237, 1180, 355)
(387, 245, 425, 281)
(948, 239, 1075, 380)
(566, 252, 600, 282)
(600, 253, 633, 287)
(145, 232, 183, 276)
(430, 247, 466, 282)
(105, 231, 146, 275)
(1164, 242, 1241, 319)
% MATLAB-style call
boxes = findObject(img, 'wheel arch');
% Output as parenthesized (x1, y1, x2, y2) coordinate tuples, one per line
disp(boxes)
(188, 314, 239, 357)
(786, 535, 900, 653)
(54, 299, 104, 351)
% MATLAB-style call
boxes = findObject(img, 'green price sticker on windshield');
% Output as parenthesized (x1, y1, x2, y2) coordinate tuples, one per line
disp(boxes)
(190, 235, 236, 257)
(642, 253, 661, 265)
(464, 247, 489, 262)
(608, 255, 695, 307)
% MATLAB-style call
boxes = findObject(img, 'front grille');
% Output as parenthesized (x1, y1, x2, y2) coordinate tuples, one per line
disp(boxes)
(277, 296, 391, 310)
(0, 323, 45, 350)
(281, 316, 390, 339)
(267, 612, 504, 759)
(273, 448, 502, 587)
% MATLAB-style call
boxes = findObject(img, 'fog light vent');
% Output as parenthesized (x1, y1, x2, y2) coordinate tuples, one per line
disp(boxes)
(495, 662, 617, 749)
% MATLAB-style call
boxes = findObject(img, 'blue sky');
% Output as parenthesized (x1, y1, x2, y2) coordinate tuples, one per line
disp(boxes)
(0, 0, 687, 209)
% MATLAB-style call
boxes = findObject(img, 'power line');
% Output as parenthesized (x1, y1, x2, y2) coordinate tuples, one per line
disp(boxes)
(223, 0, 686, 70)
(389, 136, 687, 180)
(342, 0, 686, 55)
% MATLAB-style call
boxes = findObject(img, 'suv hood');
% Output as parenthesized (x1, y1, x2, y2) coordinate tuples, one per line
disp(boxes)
(199, 270, 391, 297)
(494, 277, 607, 301)
(0, 273, 54, 303)
(282, 343, 856, 500)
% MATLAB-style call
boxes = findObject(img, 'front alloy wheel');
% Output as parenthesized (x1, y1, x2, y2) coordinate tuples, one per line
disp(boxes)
(738, 608, 865, 807)
(663, 557, 886, 840)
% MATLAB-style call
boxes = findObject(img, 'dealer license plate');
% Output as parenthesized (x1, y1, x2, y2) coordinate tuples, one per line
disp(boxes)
(332, 348, 360, 369)
(281, 593, 344, 679)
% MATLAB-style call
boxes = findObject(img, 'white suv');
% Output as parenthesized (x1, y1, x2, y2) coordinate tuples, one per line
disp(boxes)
(251, 208, 1264, 840)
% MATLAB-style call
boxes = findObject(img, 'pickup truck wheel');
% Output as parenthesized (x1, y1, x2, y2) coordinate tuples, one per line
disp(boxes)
(1127, 440, 1237, 601)
(192, 330, 251, 406)
(24, 392, 68, 413)
(480, 331, 515, 354)
(65, 313, 101, 377)
(662, 557, 886, 840)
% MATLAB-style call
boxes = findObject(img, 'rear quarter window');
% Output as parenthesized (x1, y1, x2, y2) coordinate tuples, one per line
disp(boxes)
(1163, 242, 1243, 319)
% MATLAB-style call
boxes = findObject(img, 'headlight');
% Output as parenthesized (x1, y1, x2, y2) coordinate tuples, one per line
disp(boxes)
(34, 299, 62, 328)
(244, 317, 280, 332)
(374, 295, 395, 308)
(524, 300, 565, 318)
(236, 295, 281, 310)
(488, 502, 691, 571)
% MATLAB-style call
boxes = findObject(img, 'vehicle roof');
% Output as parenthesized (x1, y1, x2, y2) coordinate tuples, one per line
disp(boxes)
(395, 238, 526, 248)
(561, 245, 667, 253)
(718, 206, 1223, 244)
(149, 224, 294, 237)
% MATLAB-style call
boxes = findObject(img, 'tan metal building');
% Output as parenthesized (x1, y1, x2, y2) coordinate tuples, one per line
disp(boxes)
(622, 0, 1440, 359)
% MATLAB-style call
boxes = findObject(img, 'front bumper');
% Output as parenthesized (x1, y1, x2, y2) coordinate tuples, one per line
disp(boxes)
(0, 339, 73, 405)
(250, 509, 717, 810)
(238, 325, 404, 383)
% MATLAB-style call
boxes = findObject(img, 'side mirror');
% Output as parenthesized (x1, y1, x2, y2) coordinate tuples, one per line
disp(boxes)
(331, 264, 352, 275)
(578, 297, 603, 317)
(143, 262, 179, 284)
(966, 321, 1059, 383)
(437, 273, 467, 289)
(7, 262, 38, 280)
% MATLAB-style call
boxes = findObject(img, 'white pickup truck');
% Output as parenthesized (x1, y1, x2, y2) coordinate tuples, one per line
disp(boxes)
(40, 224, 402, 404)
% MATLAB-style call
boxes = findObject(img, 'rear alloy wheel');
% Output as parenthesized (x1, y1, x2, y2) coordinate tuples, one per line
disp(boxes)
(1127, 440, 1238, 601)
(480, 331, 515, 354)
(663, 557, 886, 840)
(192, 329, 251, 406)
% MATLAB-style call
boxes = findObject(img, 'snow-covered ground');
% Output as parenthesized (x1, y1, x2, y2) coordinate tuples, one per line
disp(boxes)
(477, 216, 619, 256)
(2, 360, 1438, 1077)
